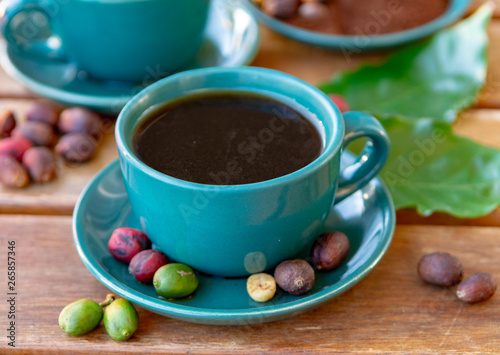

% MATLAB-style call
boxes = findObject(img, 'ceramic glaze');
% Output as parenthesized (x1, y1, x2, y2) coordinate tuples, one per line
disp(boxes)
(115, 67, 390, 276)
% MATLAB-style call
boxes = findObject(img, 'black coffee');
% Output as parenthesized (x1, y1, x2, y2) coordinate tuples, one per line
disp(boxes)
(133, 92, 322, 185)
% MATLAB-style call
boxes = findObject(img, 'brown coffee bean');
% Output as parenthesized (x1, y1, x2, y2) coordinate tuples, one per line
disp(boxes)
(12, 121, 57, 147)
(0, 137, 33, 161)
(417, 252, 463, 287)
(26, 101, 62, 127)
(22, 147, 57, 183)
(0, 110, 16, 138)
(58, 107, 102, 140)
(457, 273, 497, 304)
(275, 259, 315, 295)
(311, 231, 350, 271)
(55, 133, 96, 163)
(0, 154, 29, 188)
(262, 0, 299, 19)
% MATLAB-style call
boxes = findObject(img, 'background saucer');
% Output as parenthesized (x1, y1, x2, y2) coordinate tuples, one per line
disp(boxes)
(0, 0, 260, 113)
(72, 153, 395, 325)
(246, 0, 471, 50)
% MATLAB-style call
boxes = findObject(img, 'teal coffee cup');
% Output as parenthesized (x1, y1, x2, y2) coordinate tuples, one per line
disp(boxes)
(0, 0, 211, 82)
(116, 67, 390, 277)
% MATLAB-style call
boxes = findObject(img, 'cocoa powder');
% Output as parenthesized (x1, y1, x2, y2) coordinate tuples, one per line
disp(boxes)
(283, 0, 450, 35)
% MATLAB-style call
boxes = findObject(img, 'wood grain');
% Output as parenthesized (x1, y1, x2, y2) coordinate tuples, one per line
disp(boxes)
(0, 215, 498, 354)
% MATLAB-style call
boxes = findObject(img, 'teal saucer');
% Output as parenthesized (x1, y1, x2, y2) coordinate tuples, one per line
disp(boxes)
(72, 153, 395, 325)
(0, 0, 260, 113)
(246, 0, 471, 49)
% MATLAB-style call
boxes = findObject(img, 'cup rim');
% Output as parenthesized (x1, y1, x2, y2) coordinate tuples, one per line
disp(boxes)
(115, 67, 344, 191)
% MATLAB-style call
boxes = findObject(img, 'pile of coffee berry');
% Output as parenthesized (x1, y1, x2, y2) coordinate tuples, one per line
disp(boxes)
(59, 294, 139, 341)
(0, 101, 105, 189)
(108, 228, 199, 299)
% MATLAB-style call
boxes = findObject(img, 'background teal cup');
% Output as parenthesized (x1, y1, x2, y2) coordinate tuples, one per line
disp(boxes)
(0, 0, 211, 82)
(116, 67, 390, 277)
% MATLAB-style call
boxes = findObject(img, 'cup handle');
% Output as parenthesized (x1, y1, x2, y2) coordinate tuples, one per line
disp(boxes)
(335, 111, 390, 204)
(1, 0, 65, 59)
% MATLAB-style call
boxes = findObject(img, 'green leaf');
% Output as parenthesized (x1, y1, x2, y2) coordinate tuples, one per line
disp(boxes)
(319, 6, 491, 123)
(362, 115, 500, 218)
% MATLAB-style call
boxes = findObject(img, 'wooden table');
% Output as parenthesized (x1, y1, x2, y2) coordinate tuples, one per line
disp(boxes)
(1, 4, 500, 354)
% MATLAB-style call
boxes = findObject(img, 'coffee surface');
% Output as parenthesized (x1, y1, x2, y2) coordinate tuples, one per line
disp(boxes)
(133, 92, 322, 185)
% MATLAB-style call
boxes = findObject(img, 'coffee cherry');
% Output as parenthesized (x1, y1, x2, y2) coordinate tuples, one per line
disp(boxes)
(12, 121, 57, 147)
(55, 133, 96, 163)
(129, 250, 169, 284)
(58, 107, 102, 139)
(108, 228, 151, 263)
(22, 147, 57, 183)
(0, 155, 30, 188)
(26, 101, 62, 127)
(58, 299, 103, 336)
(328, 94, 350, 112)
(153, 263, 199, 299)
(0, 137, 32, 161)
(103, 298, 139, 341)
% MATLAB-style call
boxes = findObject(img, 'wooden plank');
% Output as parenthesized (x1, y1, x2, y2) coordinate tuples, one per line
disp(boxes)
(0, 99, 118, 215)
(0, 215, 498, 354)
